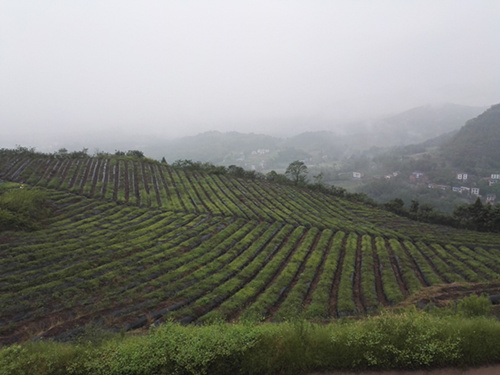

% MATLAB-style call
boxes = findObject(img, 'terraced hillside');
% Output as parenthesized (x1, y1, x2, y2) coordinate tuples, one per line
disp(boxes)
(1, 153, 500, 344)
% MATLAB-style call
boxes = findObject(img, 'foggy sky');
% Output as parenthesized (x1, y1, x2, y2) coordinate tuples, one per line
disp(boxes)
(1, 0, 500, 150)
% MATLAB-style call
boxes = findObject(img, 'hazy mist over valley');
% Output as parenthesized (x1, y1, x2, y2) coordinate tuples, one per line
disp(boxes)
(2, 1, 500, 213)
(5, 3, 500, 369)
(1, 1, 499, 154)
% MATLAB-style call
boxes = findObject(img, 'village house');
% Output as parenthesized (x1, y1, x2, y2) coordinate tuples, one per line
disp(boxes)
(471, 187, 480, 196)
(457, 173, 468, 181)
(489, 174, 500, 186)
(486, 194, 497, 204)
(352, 172, 363, 179)
(409, 171, 428, 184)
(384, 171, 399, 179)
(460, 186, 471, 194)
(451, 186, 469, 194)
(428, 183, 449, 190)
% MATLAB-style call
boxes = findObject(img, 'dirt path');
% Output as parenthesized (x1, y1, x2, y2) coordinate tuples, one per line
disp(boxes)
(353, 235, 365, 313)
(309, 365, 500, 375)
(329, 234, 348, 316)
(371, 237, 388, 306)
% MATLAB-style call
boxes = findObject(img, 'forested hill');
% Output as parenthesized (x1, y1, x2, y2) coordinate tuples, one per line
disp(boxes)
(2, 151, 500, 344)
(345, 103, 485, 149)
(442, 103, 500, 171)
(143, 103, 484, 166)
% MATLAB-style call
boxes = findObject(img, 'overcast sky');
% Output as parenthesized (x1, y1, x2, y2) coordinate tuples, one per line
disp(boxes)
(1, 0, 500, 150)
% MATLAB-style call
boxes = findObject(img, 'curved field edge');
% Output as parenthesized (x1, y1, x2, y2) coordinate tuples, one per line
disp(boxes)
(2, 309, 500, 375)
(0, 191, 496, 342)
(2, 187, 500, 344)
(1, 154, 499, 245)
(3, 156, 500, 345)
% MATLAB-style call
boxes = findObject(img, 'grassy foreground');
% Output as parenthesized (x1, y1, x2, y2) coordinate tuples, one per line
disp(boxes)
(2, 305, 500, 375)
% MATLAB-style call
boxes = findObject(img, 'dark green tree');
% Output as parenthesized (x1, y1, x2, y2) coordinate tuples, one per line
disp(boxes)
(383, 198, 407, 216)
(285, 160, 308, 185)
(312, 172, 324, 186)
(227, 165, 245, 178)
(126, 150, 144, 158)
(409, 199, 420, 215)
(266, 170, 289, 184)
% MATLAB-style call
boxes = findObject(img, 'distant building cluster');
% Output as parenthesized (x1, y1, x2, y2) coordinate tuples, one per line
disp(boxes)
(412, 172, 500, 204)
(409, 171, 428, 184)
(354, 169, 499, 205)
(251, 149, 270, 155)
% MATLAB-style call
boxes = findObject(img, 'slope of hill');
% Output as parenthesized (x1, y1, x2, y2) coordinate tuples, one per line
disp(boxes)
(343, 103, 486, 149)
(155, 131, 281, 165)
(1, 153, 500, 344)
(143, 103, 484, 168)
(442, 103, 500, 171)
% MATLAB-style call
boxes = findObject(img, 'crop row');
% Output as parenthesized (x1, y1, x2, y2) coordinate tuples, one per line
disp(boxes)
(5, 155, 500, 244)
(3, 191, 500, 343)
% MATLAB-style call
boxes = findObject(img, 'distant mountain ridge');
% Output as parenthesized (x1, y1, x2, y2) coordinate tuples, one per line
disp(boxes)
(11, 103, 483, 168)
(343, 103, 486, 149)
(148, 103, 485, 168)
(156, 131, 281, 164)
(441, 103, 500, 171)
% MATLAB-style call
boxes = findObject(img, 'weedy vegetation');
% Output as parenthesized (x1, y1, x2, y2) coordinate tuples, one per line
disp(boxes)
(2, 299, 500, 375)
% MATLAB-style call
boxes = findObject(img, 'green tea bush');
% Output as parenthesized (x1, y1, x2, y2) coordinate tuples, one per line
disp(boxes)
(0, 342, 84, 375)
(457, 294, 493, 318)
(0, 208, 26, 231)
(0, 188, 51, 231)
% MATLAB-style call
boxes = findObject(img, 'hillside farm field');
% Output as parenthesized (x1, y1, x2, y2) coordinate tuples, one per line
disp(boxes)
(1, 153, 500, 345)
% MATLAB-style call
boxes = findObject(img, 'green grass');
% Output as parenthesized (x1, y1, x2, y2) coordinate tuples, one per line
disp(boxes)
(2, 305, 500, 375)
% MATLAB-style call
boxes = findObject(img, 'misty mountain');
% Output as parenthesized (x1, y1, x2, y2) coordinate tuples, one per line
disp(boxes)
(344, 103, 486, 149)
(154, 131, 281, 165)
(283, 131, 346, 159)
(389, 128, 462, 157)
(143, 103, 484, 168)
(147, 130, 347, 168)
(441, 103, 500, 171)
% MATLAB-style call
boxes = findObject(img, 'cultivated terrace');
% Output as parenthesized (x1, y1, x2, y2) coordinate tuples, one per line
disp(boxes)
(1, 149, 500, 345)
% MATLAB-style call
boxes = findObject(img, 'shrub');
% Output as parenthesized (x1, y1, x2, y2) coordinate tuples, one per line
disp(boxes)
(457, 294, 493, 318)
(0, 342, 85, 375)
(0, 188, 51, 231)
(3, 311, 500, 374)
(326, 309, 462, 370)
